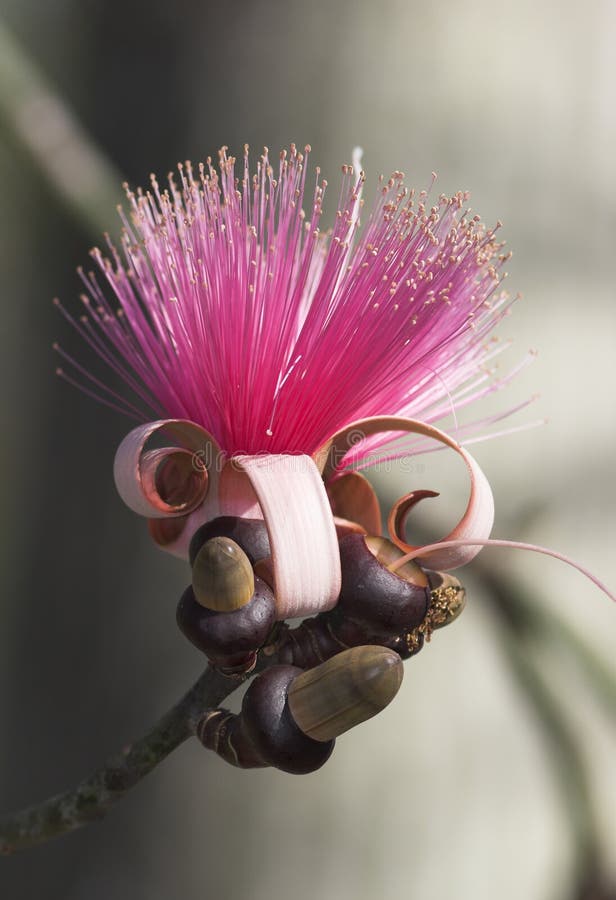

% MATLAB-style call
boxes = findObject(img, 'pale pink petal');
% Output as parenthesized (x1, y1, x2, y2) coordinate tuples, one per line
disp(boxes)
(316, 416, 494, 570)
(231, 454, 341, 619)
(218, 462, 262, 519)
(113, 419, 223, 519)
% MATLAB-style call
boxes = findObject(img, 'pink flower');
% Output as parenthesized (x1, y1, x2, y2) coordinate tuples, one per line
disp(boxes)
(56, 144, 612, 617)
(55, 144, 520, 459)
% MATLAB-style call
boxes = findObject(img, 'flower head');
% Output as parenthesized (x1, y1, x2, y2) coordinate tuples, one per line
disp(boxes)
(55, 144, 518, 460)
(55, 144, 549, 619)
(54, 143, 614, 627)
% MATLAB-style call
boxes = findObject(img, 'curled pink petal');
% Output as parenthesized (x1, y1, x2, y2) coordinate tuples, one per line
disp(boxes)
(388, 490, 440, 544)
(230, 454, 341, 619)
(316, 416, 495, 570)
(113, 419, 223, 519)
(218, 462, 262, 519)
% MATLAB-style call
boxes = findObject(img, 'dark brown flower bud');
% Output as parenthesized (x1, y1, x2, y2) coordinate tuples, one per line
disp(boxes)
(241, 666, 335, 774)
(197, 647, 403, 773)
(176, 578, 276, 671)
(336, 533, 429, 636)
(189, 516, 270, 566)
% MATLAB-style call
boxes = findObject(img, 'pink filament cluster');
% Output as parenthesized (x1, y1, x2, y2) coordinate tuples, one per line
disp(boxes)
(56, 144, 519, 458)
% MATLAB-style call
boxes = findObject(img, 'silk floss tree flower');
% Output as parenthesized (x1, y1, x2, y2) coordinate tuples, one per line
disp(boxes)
(53, 143, 614, 774)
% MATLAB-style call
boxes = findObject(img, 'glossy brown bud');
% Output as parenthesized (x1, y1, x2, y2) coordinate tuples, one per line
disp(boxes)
(364, 536, 426, 582)
(288, 646, 403, 742)
(189, 516, 270, 566)
(192, 537, 254, 612)
(176, 578, 276, 670)
(336, 533, 429, 636)
(241, 666, 334, 774)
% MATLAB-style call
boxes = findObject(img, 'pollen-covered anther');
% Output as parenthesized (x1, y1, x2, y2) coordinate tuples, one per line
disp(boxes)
(402, 572, 467, 651)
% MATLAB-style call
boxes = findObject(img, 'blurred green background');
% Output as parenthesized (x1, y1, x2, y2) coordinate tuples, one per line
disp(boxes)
(1, 1, 615, 898)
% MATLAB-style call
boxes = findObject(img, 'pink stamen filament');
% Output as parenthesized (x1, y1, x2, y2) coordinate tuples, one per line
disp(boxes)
(389, 539, 616, 603)
(55, 145, 528, 461)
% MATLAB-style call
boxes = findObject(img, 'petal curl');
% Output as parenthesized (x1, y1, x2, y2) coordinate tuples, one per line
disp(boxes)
(218, 462, 262, 519)
(387, 490, 440, 545)
(315, 416, 495, 570)
(230, 454, 341, 619)
(113, 419, 223, 519)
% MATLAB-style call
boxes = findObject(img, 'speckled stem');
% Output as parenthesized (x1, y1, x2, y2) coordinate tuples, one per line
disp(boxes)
(0, 660, 271, 855)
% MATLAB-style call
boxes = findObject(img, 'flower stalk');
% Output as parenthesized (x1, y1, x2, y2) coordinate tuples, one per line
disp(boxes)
(0, 664, 241, 854)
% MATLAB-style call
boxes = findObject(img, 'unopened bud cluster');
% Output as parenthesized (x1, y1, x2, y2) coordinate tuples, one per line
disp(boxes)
(177, 516, 465, 774)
